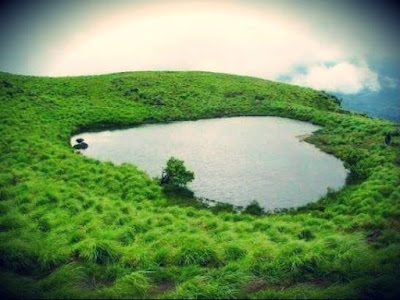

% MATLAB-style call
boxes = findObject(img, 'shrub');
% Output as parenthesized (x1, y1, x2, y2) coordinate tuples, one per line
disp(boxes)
(298, 228, 315, 241)
(223, 244, 247, 261)
(243, 200, 264, 216)
(102, 272, 150, 298)
(211, 202, 236, 214)
(73, 240, 119, 264)
(0, 214, 25, 232)
(176, 242, 219, 266)
(160, 157, 194, 187)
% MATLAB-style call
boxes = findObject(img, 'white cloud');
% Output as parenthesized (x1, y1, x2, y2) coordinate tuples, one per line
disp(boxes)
(381, 76, 398, 89)
(288, 61, 380, 94)
(44, 1, 383, 95)
(46, 1, 344, 79)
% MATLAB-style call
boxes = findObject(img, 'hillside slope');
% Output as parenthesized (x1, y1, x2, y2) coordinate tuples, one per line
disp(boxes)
(1, 71, 399, 299)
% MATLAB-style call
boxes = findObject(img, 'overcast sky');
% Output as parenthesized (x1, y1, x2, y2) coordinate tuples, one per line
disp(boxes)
(0, 0, 399, 95)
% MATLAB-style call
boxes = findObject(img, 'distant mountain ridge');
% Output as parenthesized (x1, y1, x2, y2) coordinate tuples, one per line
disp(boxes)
(337, 88, 400, 124)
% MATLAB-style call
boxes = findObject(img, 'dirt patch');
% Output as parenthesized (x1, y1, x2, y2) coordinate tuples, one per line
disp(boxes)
(313, 278, 331, 287)
(149, 281, 175, 296)
(244, 278, 268, 293)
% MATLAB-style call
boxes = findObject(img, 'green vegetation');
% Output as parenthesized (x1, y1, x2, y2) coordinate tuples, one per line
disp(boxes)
(243, 200, 264, 216)
(0, 70, 399, 299)
(160, 157, 194, 186)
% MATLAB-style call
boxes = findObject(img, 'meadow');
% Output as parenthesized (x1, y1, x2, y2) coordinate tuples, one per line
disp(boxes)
(0, 71, 399, 299)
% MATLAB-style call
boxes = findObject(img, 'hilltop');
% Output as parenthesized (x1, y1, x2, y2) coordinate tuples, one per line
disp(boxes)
(0, 71, 399, 298)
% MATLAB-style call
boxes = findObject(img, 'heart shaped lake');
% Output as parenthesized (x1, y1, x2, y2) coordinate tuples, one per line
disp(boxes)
(71, 117, 348, 210)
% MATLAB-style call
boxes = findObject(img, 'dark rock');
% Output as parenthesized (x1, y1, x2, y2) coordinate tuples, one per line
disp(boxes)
(73, 142, 89, 150)
(366, 230, 381, 242)
(255, 95, 265, 101)
(76, 138, 84, 143)
(385, 133, 391, 145)
(160, 170, 170, 185)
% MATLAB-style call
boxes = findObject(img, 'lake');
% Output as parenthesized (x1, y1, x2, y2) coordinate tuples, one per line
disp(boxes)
(71, 117, 348, 210)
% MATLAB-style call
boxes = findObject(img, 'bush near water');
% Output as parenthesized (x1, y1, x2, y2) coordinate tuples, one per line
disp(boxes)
(1, 71, 400, 299)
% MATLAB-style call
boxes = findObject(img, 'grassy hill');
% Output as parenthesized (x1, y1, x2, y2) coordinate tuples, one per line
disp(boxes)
(0, 71, 399, 299)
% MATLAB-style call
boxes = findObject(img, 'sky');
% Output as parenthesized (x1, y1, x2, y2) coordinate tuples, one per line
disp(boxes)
(0, 0, 399, 120)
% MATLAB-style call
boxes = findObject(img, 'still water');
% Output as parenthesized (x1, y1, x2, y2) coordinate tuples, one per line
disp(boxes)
(71, 117, 348, 209)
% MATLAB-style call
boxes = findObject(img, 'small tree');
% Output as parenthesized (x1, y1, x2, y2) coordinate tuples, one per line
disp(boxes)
(160, 157, 194, 187)
(243, 200, 264, 216)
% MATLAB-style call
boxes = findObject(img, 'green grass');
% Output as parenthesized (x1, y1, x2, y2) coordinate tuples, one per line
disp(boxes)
(0, 70, 399, 298)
